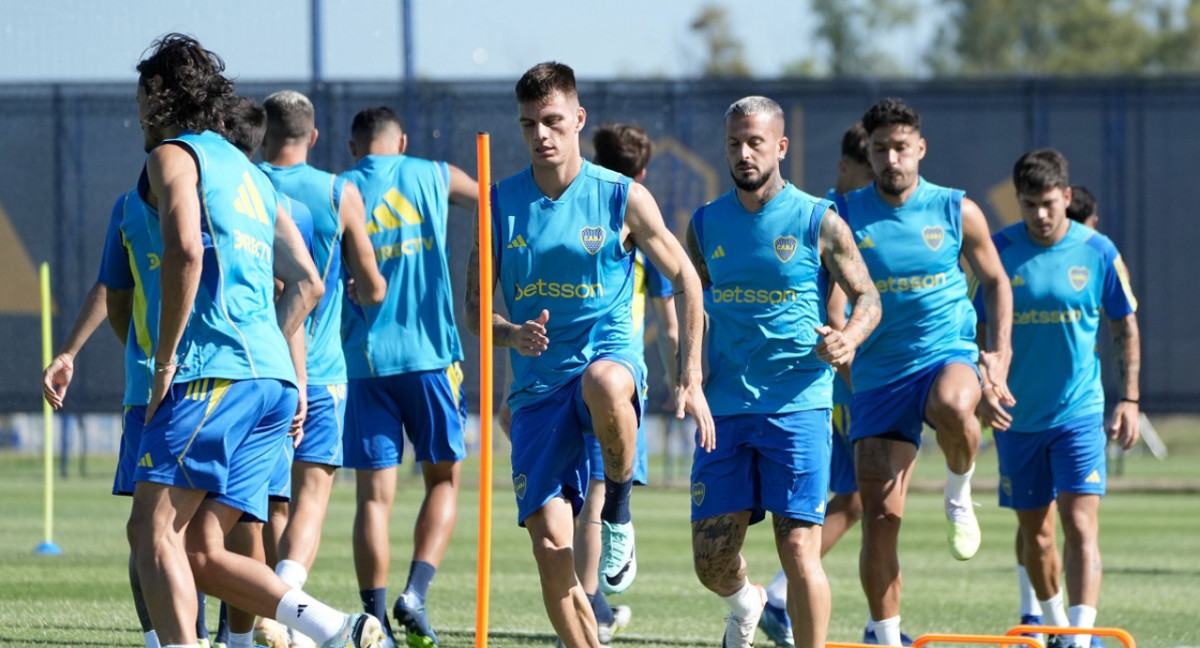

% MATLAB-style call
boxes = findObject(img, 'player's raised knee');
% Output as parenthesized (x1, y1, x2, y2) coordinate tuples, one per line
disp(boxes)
(581, 361, 635, 404)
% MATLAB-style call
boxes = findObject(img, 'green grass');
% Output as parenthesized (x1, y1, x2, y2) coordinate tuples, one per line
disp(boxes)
(1, 450, 1198, 648)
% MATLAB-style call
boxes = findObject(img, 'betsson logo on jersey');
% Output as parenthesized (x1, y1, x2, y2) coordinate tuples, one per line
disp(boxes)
(874, 273, 947, 294)
(513, 279, 605, 301)
(1013, 308, 1084, 325)
(711, 285, 798, 304)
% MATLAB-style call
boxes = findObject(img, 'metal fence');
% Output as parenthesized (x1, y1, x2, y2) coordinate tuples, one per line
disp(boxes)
(0, 77, 1191, 412)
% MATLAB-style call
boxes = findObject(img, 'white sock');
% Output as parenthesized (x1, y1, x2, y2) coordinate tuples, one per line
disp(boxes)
(1017, 565, 1040, 616)
(144, 630, 161, 648)
(945, 463, 975, 503)
(1039, 592, 1070, 627)
(1069, 604, 1097, 647)
(765, 569, 788, 609)
(872, 616, 903, 647)
(228, 631, 254, 648)
(866, 610, 876, 627)
(720, 580, 764, 619)
(276, 559, 309, 589)
(275, 588, 347, 644)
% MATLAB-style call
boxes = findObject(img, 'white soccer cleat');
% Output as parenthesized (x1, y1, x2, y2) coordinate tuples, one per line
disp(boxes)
(597, 604, 632, 645)
(722, 584, 767, 648)
(320, 613, 385, 648)
(254, 617, 291, 648)
(945, 495, 982, 560)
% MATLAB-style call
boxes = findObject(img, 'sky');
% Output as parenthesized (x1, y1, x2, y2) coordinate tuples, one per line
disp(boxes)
(0, 0, 935, 82)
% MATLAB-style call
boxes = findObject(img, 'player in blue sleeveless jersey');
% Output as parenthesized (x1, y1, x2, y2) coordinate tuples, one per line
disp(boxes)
(124, 34, 384, 648)
(260, 91, 388, 639)
(839, 98, 1015, 646)
(686, 97, 881, 648)
(974, 151, 1140, 648)
(339, 105, 477, 648)
(465, 62, 713, 648)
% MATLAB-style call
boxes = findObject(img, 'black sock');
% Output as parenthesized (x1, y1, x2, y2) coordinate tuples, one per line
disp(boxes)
(215, 600, 228, 644)
(601, 478, 633, 524)
(360, 587, 393, 638)
(589, 590, 615, 625)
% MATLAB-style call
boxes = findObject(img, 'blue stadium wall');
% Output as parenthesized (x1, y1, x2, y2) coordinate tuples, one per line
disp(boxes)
(0, 78, 1187, 412)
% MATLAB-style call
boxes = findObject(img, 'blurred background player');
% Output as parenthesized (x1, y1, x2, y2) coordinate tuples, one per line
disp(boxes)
(1066, 185, 1099, 229)
(559, 122, 680, 647)
(340, 105, 477, 648)
(759, 121, 908, 647)
(259, 89, 388, 647)
(466, 61, 712, 648)
(686, 96, 880, 648)
(975, 150, 1140, 648)
(839, 97, 1014, 646)
(125, 33, 383, 648)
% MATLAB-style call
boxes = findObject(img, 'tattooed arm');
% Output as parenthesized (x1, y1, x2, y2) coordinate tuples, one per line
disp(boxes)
(816, 208, 880, 368)
(1108, 313, 1141, 450)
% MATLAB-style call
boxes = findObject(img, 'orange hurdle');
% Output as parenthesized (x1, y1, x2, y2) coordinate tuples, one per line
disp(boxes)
(1007, 626, 1136, 648)
(911, 633, 1045, 648)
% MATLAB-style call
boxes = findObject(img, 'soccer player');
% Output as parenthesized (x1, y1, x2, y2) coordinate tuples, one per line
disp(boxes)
(976, 150, 1139, 648)
(465, 61, 713, 648)
(567, 122, 679, 645)
(686, 96, 880, 648)
(760, 121, 898, 648)
(839, 97, 1015, 646)
(124, 33, 384, 648)
(339, 105, 477, 648)
(258, 89, 387, 648)
(1066, 185, 1099, 229)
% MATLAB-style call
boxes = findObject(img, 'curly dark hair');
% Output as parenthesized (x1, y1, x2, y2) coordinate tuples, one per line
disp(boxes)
(862, 97, 921, 136)
(137, 33, 235, 136)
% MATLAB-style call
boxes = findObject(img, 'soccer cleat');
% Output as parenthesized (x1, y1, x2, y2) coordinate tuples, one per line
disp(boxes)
(597, 604, 632, 645)
(253, 617, 291, 648)
(758, 601, 794, 647)
(721, 583, 766, 648)
(320, 613, 386, 648)
(1046, 635, 1083, 648)
(945, 495, 981, 560)
(599, 521, 637, 595)
(393, 592, 439, 648)
(862, 624, 914, 646)
(1018, 613, 1044, 641)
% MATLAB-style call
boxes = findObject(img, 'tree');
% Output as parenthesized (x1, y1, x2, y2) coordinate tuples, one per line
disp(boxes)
(690, 4, 751, 77)
(808, 0, 917, 77)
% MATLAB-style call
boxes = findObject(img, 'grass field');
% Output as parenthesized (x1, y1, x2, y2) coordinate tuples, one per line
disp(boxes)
(1, 440, 1198, 648)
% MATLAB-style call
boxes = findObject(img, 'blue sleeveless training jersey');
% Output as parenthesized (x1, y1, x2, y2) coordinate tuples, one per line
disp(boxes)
(339, 154, 462, 378)
(841, 178, 978, 392)
(825, 189, 854, 406)
(692, 184, 833, 414)
(974, 221, 1137, 431)
(630, 250, 672, 359)
(493, 160, 635, 413)
(259, 162, 347, 385)
(97, 189, 160, 407)
(159, 131, 296, 385)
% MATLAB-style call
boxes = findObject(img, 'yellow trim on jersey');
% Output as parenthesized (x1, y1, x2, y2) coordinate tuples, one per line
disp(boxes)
(176, 378, 234, 489)
(632, 252, 647, 336)
(966, 274, 982, 302)
(445, 362, 465, 407)
(1113, 254, 1138, 312)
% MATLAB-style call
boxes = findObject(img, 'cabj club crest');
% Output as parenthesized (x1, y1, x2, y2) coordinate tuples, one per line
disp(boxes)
(922, 226, 945, 251)
(580, 226, 605, 255)
(1069, 266, 1090, 291)
(774, 235, 798, 263)
(691, 482, 706, 506)
(514, 474, 527, 500)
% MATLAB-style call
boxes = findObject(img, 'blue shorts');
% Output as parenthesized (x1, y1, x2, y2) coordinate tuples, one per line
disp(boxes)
(850, 356, 979, 447)
(343, 365, 467, 469)
(510, 351, 646, 525)
(996, 414, 1107, 510)
(135, 378, 297, 523)
(268, 434, 294, 502)
(829, 402, 857, 496)
(690, 409, 832, 526)
(296, 383, 346, 466)
(113, 405, 147, 496)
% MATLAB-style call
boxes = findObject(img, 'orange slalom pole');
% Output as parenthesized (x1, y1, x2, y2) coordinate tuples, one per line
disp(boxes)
(474, 132, 494, 648)
(1007, 626, 1136, 648)
(911, 633, 1045, 648)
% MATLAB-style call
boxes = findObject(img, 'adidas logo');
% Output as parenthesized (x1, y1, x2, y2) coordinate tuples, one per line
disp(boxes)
(815, 500, 826, 513)
(710, 245, 725, 259)
(296, 603, 307, 618)
(138, 453, 153, 468)
(507, 235, 528, 249)
(1085, 470, 1101, 484)
(1012, 275, 1026, 287)
(858, 236, 875, 249)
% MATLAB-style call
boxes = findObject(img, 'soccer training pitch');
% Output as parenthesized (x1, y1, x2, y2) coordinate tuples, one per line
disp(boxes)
(1, 447, 1198, 648)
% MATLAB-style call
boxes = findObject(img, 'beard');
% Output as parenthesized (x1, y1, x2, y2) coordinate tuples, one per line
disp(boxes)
(730, 165, 775, 192)
(875, 170, 913, 197)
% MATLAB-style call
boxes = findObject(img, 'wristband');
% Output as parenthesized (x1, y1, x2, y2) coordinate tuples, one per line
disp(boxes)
(1120, 397, 1139, 405)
